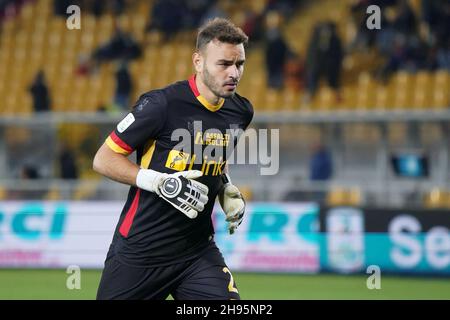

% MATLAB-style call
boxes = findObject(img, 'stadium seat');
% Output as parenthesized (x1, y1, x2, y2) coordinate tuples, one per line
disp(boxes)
(0, 185, 6, 200)
(0, 0, 445, 116)
(355, 72, 376, 110)
(412, 72, 432, 109)
(44, 186, 62, 201)
(72, 174, 101, 201)
(282, 89, 300, 111)
(314, 86, 336, 111)
(265, 89, 283, 111)
(326, 186, 363, 206)
(348, 187, 362, 206)
(424, 188, 449, 209)
(392, 72, 414, 110)
(237, 185, 253, 201)
(326, 187, 345, 206)
(432, 71, 450, 109)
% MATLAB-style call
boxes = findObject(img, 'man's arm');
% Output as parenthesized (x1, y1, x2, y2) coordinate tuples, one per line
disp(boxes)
(93, 142, 209, 219)
(93, 142, 139, 186)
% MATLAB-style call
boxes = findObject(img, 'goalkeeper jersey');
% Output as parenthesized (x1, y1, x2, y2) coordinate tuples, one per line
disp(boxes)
(104, 75, 253, 267)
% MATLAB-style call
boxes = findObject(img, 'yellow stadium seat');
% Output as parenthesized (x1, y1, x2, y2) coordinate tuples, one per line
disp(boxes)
(374, 85, 393, 110)
(348, 187, 362, 206)
(432, 71, 450, 109)
(424, 188, 449, 209)
(392, 72, 414, 110)
(265, 89, 282, 111)
(237, 185, 253, 201)
(44, 186, 61, 201)
(0, 185, 6, 200)
(327, 187, 362, 206)
(355, 72, 376, 110)
(412, 72, 432, 109)
(326, 187, 348, 206)
(72, 178, 101, 201)
(321, 86, 339, 111)
(282, 89, 300, 111)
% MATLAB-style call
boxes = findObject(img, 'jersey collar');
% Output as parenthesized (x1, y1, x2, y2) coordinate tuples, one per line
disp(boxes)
(188, 74, 225, 112)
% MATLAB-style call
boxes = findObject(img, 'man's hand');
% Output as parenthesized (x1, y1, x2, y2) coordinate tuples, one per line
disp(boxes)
(136, 169, 208, 219)
(219, 181, 245, 235)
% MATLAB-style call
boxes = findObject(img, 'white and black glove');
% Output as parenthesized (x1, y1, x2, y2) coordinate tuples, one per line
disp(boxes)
(218, 174, 245, 234)
(136, 169, 209, 219)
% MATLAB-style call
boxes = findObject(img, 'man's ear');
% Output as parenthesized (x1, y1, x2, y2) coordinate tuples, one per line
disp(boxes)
(192, 51, 203, 73)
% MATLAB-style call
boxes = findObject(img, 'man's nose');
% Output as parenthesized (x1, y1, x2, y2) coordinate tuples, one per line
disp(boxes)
(229, 65, 239, 81)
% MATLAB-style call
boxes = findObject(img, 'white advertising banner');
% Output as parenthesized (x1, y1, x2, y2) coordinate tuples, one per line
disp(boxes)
(0, 201, 320, 272)
(0, 201, 119, 268)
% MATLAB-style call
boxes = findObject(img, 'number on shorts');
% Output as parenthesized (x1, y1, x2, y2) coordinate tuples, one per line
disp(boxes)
(222, 267, 238, 293)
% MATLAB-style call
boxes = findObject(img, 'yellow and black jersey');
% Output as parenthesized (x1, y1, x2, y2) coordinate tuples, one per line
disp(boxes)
(105, 75, 253, 267)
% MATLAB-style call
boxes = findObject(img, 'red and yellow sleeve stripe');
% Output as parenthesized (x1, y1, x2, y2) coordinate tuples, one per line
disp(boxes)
(105, 131, 133, 155)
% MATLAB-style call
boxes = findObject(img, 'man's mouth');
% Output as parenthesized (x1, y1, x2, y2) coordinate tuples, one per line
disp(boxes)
(224, 83, 237, 90)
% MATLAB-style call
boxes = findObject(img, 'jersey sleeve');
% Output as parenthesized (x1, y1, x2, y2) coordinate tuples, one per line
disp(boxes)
(105, 90, 167, 155)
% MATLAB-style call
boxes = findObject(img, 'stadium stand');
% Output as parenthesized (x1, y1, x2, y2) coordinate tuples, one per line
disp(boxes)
(0, 0, 448, 203)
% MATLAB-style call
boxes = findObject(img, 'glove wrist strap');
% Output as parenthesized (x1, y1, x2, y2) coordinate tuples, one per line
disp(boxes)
(136, 169, 163, 194)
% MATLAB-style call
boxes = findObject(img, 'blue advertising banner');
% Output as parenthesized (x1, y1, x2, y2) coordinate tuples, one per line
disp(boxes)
(1, 201, 448, 275)
(320, 207, 450, 275)
(214, 202, 320, 273)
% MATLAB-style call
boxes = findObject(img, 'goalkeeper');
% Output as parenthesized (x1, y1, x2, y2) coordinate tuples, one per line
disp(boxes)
(94, 18, 253, 300)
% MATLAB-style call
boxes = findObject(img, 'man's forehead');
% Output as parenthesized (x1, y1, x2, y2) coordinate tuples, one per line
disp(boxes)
(204, 40, 245, 60)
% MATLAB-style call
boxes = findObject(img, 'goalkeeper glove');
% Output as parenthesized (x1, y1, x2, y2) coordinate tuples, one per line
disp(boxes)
(218, 174, 245, 234)
(136, 169, 209, 219)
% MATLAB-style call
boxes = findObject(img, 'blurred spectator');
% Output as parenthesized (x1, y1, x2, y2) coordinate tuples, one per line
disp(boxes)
(0, 0, 18, 21)
(437, 44, 450, 70)
(375, 6, 398, 55)
(145, 0, 184, 41)
(29, 70, 51, 112)
(75, 54, 92, 77)
(92, 0, 105, 17)
(200, 0, 227, 27)
(59, 144, 79, 180)
(21, 165, 40, 180)
(114, 61, 133, 111)
(112, 0, 125, 16)
(283, 175, 307, 202)
(309, 144, 333, 181)
(421, 0, 450, 70)
(53, 0, 71, 17)
(185, 0, 211, 29)
(285, 53, 305, 90)
(7, 165, 44, 200)
(304, 22, 343, 104)
(92, 24, 141, 66)
(349, 0, 398, 51)
(266, 0, 300, 20)
(392, 0, 417, 37)
(264, 11, 289, 89)
(307, 143, 332, 204)
(240, 1, 266, 44)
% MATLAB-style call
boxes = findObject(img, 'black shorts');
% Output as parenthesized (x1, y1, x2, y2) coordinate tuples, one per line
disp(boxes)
(96, 242, 240, 300)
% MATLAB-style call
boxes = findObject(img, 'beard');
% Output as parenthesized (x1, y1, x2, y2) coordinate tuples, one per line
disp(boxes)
(202, 64, 236, 99)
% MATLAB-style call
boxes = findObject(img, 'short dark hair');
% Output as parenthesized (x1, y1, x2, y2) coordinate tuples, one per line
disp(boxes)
(196, 18, 248, 51)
